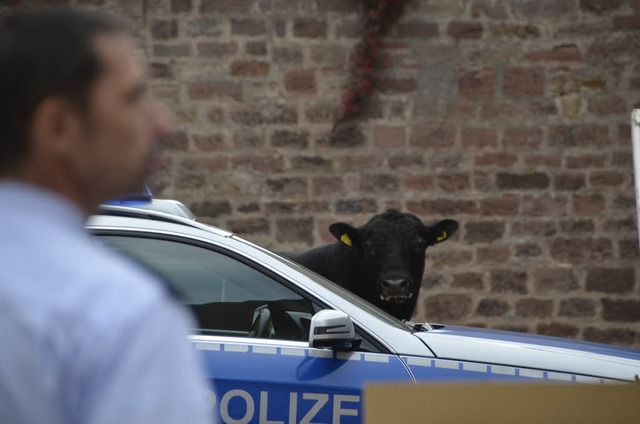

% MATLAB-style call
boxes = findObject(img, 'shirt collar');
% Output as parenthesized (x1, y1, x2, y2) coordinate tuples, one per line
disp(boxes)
(0, 181, 86, 229)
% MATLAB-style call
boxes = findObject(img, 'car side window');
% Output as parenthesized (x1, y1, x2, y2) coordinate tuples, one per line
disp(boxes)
(96, 235, 317, 341)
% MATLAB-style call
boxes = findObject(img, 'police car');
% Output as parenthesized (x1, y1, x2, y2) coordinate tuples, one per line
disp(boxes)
(88, 200, 640, 424)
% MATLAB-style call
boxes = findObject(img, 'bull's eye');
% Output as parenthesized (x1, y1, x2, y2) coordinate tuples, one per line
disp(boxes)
(414, 241, 427, 254)
(362, 242, 375, 256)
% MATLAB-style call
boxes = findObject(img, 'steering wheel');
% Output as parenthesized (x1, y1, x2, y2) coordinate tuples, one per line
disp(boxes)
(248, 304, 272, 338)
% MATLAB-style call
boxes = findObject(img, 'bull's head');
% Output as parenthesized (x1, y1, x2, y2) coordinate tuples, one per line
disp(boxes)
(329, 210, 458, 305)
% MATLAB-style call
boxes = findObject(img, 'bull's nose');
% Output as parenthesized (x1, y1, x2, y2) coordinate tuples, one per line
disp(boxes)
(382, 278, 411, 294)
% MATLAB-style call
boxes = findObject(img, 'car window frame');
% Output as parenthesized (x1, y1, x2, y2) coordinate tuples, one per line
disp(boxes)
(91, 229, 388, 353)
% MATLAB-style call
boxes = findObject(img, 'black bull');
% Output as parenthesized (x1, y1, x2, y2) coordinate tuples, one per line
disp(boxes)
(286, 210, 458, 321)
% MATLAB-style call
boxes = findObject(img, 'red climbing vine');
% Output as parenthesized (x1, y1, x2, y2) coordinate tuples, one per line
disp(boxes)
(337, 0, 411, 125)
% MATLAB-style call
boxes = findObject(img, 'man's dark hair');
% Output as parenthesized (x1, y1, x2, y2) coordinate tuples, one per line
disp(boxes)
(0, 8, 126, 172)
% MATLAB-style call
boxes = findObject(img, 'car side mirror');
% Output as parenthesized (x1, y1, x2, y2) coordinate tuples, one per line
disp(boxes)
(309, 309, 358, 349)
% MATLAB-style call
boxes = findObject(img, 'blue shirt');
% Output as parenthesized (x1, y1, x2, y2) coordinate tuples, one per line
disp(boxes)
(0, 182, 213, 424)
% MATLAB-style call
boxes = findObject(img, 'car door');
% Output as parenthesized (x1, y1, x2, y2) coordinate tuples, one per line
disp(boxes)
(95, 231, 414, 424)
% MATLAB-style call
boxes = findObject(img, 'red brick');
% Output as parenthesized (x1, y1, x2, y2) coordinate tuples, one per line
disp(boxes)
(613, 15, 640, 30)
(192, 133, 224, 151)
(515, 243, 542, 258)
(246, 41, 267, 56)
(200, 0, 251, 13)
(181, 156, 229, 172)
(490, 270, 528, 294)
(437, 173, 470, 192)
(265, 201, 328, 215)
(160, 131, 188, 151)
(480, 102, 526, 119)
(521, 195, 568, 217)
(550, 238, 613, 262)
(276, 217, 314, 245)
(503, 127, 543, 149)
(503, 67, 545, 98)
(407, 199, 478, 216)
(190, 200, 231, 218)
(549, 124, 610, 148)
(537, 323, 579, 338)
(410, 124, 456, 149)
(559, 298, 596, 317)
(588, 96, 627, 116)
(525, 44, 582, 62)
(448, 21, 484, 39)
(580, 0, 623, 13)
(523, 154, 561, 168)
(271, 130, 309, 149)
(474, 152, 518, 167)
(532, 267, 578, 293)
(443, 99, 476, 119)
(293, 18, 327, 38)
(461, 127, 498, 148)
(497, 172, 549, 190)
(516, 299, 553, 318)
(477, 245, 511, 262)
(424, 294, 472, 321)
(266, 177, 307, 199)
(464, 221, 505, 243)
(206, 107, 224, 123)
(230, 61, 269, 77)
(602, 299, 640, 322)
(315, 0, 360, 12)
(476, 298, 509, 317)
(187, 81, 242, 101)
(490, 23, 541, 38)
(388, 154, 424, 169)
(396, 20, 439, 38)
(174, 168, 206, 189)
(375, 78, 418, 93)
(336, 199, 378, 214)
(479, 196, 519, 216)
(586, 268, 635, 293)
(312, 176, 344, 196)
(458, 69, 496, 99)
(554, 173, 586, 191)
(197, 41, 238, 57)
(227, 218, 270, 235)
(583, 327, 638, 346)
(171, 0, 192, 13)
(233, 130, 264, 149)
(589, 171, 625, 187)
(374, 126, 406, 148)
(452, 272, 484, 290)
(572, 194, 605, 215)
(233, 156, 285, 174)
(337, 154, 384, 172)
(566, 154, 606, 168)
(403, 175, 434, 191)
(284, 69, 316, 93)
(360, 174, 400, 193)
(289, 156, 332, 171)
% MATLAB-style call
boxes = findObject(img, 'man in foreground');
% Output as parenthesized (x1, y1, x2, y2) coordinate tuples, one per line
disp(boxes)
(0, 8, 212, 423)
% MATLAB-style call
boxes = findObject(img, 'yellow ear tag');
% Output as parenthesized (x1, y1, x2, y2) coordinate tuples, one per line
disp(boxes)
(436, 231, 448, 242)
(340, 233, 352, 246)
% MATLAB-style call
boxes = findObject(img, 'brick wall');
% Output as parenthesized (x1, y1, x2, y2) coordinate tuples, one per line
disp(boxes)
(6, 0, 640, 347)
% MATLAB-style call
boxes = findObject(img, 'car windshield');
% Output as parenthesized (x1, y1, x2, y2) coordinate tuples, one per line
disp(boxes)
(231, 235, 416, 333)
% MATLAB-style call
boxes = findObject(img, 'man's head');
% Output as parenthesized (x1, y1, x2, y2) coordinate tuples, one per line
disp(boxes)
(0, 8, 170, 213)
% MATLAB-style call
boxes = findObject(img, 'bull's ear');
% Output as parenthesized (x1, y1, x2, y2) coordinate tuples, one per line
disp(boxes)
(425, 219, 459, 245)
(329, 223, 362, 248)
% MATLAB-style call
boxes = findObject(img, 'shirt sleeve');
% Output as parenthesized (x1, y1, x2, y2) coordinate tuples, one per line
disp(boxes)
(77, 295, 214, 424)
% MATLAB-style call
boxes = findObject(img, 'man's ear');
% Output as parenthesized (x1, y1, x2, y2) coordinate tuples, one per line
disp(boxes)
(329, 223, 362, 248)
(424, 219, 459, 245)
(31, 97, 83, 157)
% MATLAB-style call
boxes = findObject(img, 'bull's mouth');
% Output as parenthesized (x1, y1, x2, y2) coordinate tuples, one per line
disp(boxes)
(380, 294, 413, 303)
